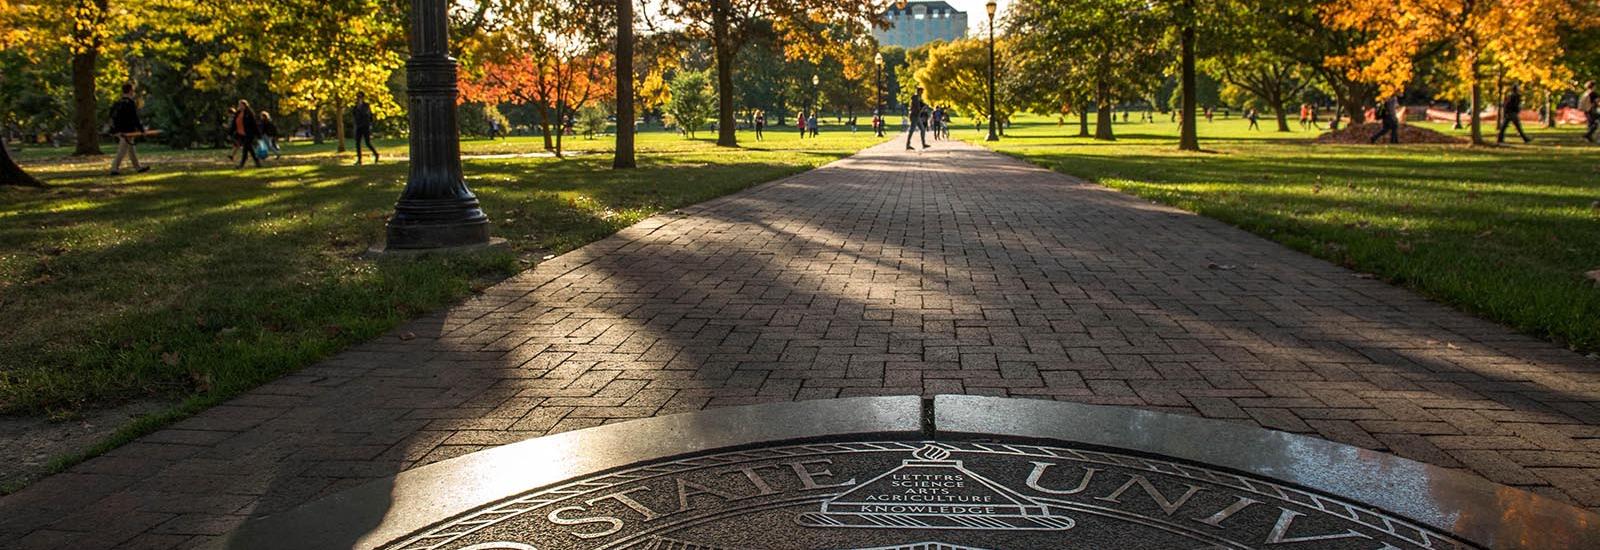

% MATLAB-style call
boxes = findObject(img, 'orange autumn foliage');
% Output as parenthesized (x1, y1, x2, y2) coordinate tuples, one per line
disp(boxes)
(461, 52, 614, 112)
(1324, 0, 1591, 99)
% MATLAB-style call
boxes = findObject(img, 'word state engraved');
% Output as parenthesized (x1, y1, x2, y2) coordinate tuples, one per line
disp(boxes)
(385, 442, 1473, 550)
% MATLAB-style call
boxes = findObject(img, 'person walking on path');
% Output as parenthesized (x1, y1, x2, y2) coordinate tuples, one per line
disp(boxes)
(1581, 81, 1599, 143)
(108, 83, 151, 176)
(1246, 108, 1260, 130)
(1498, 83, 1531, 144)
(351, 91, 379, 165)
(1369, 97, 1400, 144)
(259, 111, 282, 159)
(232, 99, 263, 168)
(906, 87, 929, 150)
(754, 110, 765, 141)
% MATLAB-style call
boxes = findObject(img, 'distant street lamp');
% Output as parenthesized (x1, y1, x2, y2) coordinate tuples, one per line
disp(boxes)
(383, 0, 492, 250)
(875, 52, 885, 137)
(985, 0, 999, 142)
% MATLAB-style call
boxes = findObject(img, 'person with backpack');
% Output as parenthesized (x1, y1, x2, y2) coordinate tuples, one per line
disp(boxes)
(108, 83, 150, 176)
(1369, 96, 1400, 144)
(232, 99, 263, 168)
(259, 111, 281, 159)
(906, 88, 930, 150)
(351, 91, 379, 165)
(1497, 83, 1531, 144)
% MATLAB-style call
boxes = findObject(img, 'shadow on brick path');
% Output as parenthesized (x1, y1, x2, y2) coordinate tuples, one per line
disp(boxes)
(4, 139, 1600, 549)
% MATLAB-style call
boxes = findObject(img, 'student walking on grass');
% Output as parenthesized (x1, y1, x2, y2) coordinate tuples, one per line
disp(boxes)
(754, 110, 765, 141)
(232, 99, 263, 168)
(352, 91, 379, 165)
(259, 111, 281, 159)
(1369, 96, 1400, 144)
(1246, 108, 1260, 130)
(108, 83, 151, 176)
(1498, 83, 1531, 144)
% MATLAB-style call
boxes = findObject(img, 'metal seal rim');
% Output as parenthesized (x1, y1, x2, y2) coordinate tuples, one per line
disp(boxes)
(207, 395, 1600, 550)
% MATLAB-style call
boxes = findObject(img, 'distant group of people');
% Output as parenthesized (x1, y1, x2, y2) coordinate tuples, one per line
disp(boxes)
(797, 112, 820, 138)
(105, 85, 381, 176)
(1371, 82, 1538, 145)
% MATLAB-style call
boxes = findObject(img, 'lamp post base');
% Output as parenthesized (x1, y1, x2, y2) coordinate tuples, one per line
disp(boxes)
(383, 195, 493, 250)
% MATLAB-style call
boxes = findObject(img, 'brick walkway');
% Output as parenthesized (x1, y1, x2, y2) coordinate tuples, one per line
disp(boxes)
(5, 139, 1600, 549)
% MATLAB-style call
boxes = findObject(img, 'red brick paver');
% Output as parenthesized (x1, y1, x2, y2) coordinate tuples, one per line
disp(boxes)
(4, 139, 1600, 548)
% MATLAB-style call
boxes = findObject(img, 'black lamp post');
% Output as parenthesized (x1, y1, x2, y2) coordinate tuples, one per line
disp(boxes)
(875, 52, 885, 137)
(812, 73, 820, 121)
(382, 0, 493, 250)
(985, 0, 999, 142)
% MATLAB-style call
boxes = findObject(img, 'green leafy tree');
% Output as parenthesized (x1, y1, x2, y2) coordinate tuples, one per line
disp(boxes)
(1203, 49, 1312, 132)
(915, 39, 1020, 134)
(658, 0, 883, 147)
(1007, 0, 1166, 141)
(269, 0, 405, 151)
(666, 69, 714, 138)
(0, 0, 42, 185)
(577, 104, 608, 139)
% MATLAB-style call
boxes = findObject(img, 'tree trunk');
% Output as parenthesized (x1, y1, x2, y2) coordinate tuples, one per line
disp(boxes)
(1341, 96, 1364, 126)
(555, 98, 565, 158)
(335, 100, 348, 152)
(1095, 84, 1115, 141)
(539, 104, 554, 150)
(711, 0, 737, 147)
(613, 0, 635, 169)
(1178, 0, 1199, 152)
(0, 139, 43, 187)
(71, 45, 102, 156)
(1469, 78, 1483, 145)
(1546, 93, 1557, 129)
(1273, 104, 1290, 132)
(1077, 106, 1090, 137)
(311, 107, 324, 144)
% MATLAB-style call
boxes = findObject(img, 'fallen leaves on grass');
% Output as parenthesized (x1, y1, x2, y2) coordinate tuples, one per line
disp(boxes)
(1396, 240, 1414, 254)
(1314, 123, 1465, 144)
(1586, 269, 1600, 287)
(160, 352, 180, 366)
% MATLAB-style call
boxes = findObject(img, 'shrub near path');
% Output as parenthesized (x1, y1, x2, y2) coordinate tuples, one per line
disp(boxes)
(972, 115, 1600, 353)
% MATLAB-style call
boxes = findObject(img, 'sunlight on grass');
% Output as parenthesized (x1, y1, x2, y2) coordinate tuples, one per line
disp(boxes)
(968, 114, 1600, 351)
(0, 127, 887, 415)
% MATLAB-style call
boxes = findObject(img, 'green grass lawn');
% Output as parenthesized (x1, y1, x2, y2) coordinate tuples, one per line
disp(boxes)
(0, 125, 886, 417)
(962, 113, 1600, 352)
